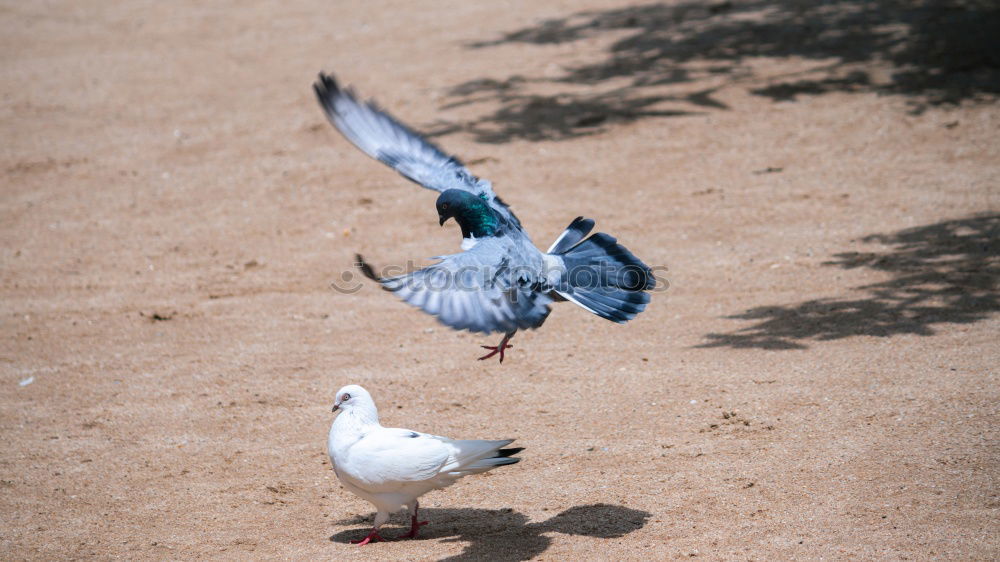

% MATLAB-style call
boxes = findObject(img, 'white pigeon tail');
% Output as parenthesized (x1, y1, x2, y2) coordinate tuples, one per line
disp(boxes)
(327, 384, 523, 545)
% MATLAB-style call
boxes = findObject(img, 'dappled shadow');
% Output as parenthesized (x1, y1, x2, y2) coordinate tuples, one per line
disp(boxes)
(436, 0, 1000, 142)
(699, 214, 999, 349)
(329, 503, 650, 560)
(427, 85, 704, 143)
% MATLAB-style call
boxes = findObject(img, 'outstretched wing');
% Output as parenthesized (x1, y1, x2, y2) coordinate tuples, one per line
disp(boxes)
(359, 238, 551, 334)
(314, 73, 520, 226)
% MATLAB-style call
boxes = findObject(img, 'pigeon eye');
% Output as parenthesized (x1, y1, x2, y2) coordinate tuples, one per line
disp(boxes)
(441, 203, 450, 210)
(342, 393, 351, 401)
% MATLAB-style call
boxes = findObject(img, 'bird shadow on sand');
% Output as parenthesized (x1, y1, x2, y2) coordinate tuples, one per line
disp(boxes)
(698, 214, 999, 350)
(424, 0, 1000, 143)
(329, 503, 651, 560)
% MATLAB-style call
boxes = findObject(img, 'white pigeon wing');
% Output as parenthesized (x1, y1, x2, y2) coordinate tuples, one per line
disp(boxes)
(338, 427, 451, 491)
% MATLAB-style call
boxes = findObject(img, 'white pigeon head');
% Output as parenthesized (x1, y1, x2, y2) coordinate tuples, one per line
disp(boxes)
(332, 384, 374, 413)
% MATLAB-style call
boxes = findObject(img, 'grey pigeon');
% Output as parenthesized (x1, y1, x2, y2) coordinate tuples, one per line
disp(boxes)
(314, 73, 656, 362)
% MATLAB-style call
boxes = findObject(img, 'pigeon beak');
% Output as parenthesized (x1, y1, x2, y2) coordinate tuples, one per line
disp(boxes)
(438, 215, 448, 226)
(332, 403, 339, 412)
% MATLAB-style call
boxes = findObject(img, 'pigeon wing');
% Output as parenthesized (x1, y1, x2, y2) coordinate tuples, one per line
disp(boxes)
(314, 73, 521, 227)
(343, 428, 452, 488)
(363, 238, 551, 334)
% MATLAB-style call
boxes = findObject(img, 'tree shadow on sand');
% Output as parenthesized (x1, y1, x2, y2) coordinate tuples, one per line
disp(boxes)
(698, 214, 999, 350)
(329, 503, 650, 560)
(430, 0, 1000, 142)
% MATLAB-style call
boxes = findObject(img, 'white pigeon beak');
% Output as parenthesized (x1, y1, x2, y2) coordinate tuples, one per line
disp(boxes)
(332, 403, 340, 412)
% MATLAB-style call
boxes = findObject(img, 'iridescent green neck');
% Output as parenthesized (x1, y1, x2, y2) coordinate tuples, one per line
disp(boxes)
(457, 197, 498, 238)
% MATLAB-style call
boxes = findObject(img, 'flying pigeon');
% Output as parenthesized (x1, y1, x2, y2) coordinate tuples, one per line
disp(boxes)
(328, 384, 523, 545)
(314, 73, 656, 362)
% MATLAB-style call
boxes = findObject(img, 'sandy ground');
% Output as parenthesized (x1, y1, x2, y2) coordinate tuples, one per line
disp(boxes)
(2, 0, 998, 559)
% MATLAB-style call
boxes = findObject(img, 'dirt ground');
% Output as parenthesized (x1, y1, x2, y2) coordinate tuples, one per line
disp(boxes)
(2, 0, 998, 559)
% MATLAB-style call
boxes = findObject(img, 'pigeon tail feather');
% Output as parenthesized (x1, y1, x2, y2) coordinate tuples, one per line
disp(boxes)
(444, 438, 523, 474)
(548, 219, 655, 322)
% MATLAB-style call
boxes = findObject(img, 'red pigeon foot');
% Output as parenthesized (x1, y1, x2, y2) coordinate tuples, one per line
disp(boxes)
(351, 529, 385, 546)
(400, 517, 429, 539)
(478, 332, 515, 363)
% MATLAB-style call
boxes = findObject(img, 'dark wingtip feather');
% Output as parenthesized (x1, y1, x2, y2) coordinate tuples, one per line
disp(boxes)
(355, 254, 380, 282)
(549, 216, 596, 254)
(313, 72, 339, 109)
(314, 72, 365, 120)
(316, 72, 337, 91)
(496, 447, 524, 458)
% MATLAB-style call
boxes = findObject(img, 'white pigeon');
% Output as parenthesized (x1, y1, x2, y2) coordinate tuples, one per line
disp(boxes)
(327, 384, 523, 545)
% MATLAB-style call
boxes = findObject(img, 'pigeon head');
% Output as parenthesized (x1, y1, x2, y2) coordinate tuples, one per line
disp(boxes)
(436, 189, 498, 239)
(332, 384, 374, 413)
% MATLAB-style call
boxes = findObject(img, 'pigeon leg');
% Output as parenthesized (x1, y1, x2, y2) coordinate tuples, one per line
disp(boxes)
(400, 501, 429, 539)
(351, 529, 385, 545)
(478, 331, 516, 363)
(352, 511, 389, 545)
